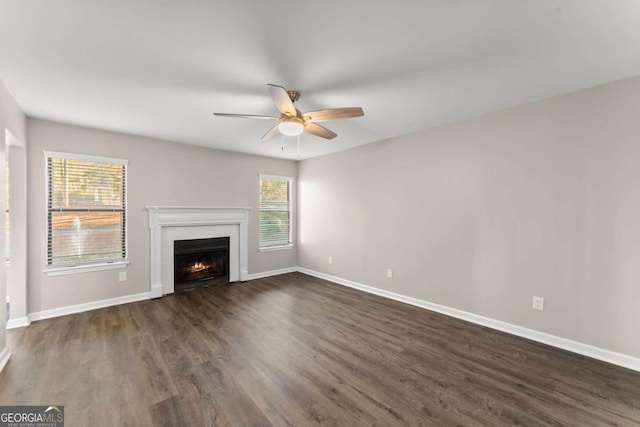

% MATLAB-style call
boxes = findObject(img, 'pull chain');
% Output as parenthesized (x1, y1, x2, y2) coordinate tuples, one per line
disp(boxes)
(279, 134, 302, 155)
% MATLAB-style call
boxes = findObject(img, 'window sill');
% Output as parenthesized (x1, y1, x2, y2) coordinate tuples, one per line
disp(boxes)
(259, 244, 293, 253)
(44, 260, 129, 276)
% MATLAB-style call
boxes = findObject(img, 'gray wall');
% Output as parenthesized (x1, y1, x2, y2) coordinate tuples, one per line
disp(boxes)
(298, 75, 640, 358)
(27, 119, 298, 313)
(0, 80, 27, 356)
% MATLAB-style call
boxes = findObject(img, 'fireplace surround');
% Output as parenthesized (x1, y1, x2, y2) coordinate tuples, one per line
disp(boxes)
(146, 206, 250, 297)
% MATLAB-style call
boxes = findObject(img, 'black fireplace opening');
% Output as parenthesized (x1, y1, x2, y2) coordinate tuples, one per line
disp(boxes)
(174, 237, 230, 293)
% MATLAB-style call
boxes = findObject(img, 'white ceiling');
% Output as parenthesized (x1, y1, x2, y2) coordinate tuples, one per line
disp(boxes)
(2, 1, 640, 160)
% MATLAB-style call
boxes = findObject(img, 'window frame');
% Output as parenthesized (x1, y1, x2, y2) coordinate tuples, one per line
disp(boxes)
(43, 151, 129, 276)
(258, 173, 294, 252)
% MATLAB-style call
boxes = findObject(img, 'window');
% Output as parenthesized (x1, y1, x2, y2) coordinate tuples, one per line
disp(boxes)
(259, 174, 293, 249)
(45, 151, 127, 269)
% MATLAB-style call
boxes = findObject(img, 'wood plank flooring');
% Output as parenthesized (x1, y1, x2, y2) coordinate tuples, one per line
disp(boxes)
(1, 272, 639, 426)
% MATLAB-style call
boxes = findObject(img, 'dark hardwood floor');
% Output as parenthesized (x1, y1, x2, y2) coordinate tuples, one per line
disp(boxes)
(1, 272, 639, 426)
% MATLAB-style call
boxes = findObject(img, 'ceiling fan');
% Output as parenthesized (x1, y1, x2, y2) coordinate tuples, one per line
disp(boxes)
(213, 84, 364, 141)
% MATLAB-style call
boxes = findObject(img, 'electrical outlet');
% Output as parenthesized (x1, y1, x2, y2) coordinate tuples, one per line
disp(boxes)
(328, 256, 333, 265)
(386, 268, 393, 279)
(533, 296, 544, 311)
(119, 271, 127, 282)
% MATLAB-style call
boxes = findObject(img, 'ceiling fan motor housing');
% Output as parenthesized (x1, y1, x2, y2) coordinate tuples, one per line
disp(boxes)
(287, 90, 300, 103)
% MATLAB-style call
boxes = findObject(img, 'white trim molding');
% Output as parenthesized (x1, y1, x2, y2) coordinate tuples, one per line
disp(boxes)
(297, 267, 640, 373)
(44, 260, 129, 276)
(247, 267, 298, 281)
(16, 269, 287, 326)
(0, 346, 12, 372)
(28, 292, 150, 323)
(43, 150, 128, 165)
(258, 244, 294, 253)
(9, 265, 638, 373)
(147, 206, 250, 297)
(6, 316, 30, 329)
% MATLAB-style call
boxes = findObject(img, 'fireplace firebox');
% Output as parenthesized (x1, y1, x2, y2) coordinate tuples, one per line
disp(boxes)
(173, 237, 229, 293)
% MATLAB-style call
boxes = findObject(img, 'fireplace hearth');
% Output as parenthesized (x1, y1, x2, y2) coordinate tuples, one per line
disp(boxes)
(174, 237, 229, 292)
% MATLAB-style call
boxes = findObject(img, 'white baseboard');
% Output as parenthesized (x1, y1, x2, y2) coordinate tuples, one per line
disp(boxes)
(0, 346, 11, 372)
(297, 267, 640, 373)
(11, 266, 638, 373)
(18, 268, 295, 326)
(28, 292, 151, 323)
(6, 316, 30, 329)
(13, 269, 287, 326)
(247, 267, 298, 281)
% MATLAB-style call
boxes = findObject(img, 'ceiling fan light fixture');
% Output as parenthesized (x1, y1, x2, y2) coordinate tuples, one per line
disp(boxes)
(278, 119, 304, 136)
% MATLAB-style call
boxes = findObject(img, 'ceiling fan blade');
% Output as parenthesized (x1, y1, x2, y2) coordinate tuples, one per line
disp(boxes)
(304, 122, 337, 139)
(268, 84, 297, 116)
(213, 113, 278, 120)
(261, 124, 281, 141)
(304, 107, 364, 123)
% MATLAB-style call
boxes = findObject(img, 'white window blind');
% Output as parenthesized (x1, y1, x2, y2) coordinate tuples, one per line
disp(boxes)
(259, 175, 292, 248)
(46, 152, 127, 267)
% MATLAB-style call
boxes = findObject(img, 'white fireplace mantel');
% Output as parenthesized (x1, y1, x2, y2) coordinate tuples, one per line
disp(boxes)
(146, 206, 250, 298)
